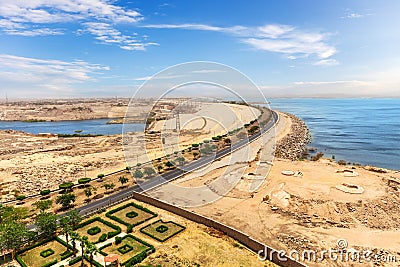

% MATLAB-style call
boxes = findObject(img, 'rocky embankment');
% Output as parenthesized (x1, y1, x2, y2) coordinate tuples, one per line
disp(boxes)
(275, 113, 311, 160)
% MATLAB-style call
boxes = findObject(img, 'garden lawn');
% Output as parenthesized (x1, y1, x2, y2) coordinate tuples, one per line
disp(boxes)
(140, 220, 185, 242)
(113, 206, 155, 226)
(19, 240, 68, 267)
(102, 236, 150, 264)
(75, 221, 115, 243)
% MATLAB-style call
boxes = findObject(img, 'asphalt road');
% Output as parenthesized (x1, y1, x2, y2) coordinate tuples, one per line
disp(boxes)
(75, 110, 278, 215)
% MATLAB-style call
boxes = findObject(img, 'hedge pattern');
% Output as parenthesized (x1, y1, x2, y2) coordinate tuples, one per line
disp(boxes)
(99, 234, 155, 266)
(74, 217, 121, 244)
(40, 248, 54, 258)
(140, 220, 186, 242)
(16, 236, 76, 267)
(105, 202, 157, 229)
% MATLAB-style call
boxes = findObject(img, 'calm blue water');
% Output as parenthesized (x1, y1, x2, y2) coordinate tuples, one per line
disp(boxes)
(269, 98, 400, 170)
(0, 119, 144, 135)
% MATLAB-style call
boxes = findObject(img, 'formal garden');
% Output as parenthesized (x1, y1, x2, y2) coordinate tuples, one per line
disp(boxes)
(106, 202, 157, 231)
(140, 220, 186, 242)
(16, 237, 73, 267)
(2, 201, 185, 267)
(74, 217, 121, 244)
(99, 235, 154, 266)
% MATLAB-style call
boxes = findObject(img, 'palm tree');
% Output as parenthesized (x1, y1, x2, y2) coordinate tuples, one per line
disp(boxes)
(80, 236, 88, 266)
(84, 241, 99, 267)
(69, 231, 80, 257)
(59, 216, 71, 249)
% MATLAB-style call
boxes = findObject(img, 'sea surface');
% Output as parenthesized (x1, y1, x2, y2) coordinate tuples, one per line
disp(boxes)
(0, 119, 144, 135)
(269, 98, 400, 170)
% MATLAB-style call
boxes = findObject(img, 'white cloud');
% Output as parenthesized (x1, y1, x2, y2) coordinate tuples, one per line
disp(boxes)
(0, 54, 109, 94)
(144, 23, 337, 61)
(313, 59, 339, 66)
(346, 13, 364, 19)
(82, 22, 158, 51)
(4, 27, 63, 36)
(0, 0, 151, 50)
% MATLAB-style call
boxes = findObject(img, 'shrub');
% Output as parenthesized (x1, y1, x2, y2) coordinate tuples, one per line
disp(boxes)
(68, 256, 82, 266)
(40, 189, 51, 196)
(40, 248, 55, 258)
(136, 163, 141, 167)
(310, 152, 324, 161)
(156, 225, 168, 233)
(133, 169, 144, 178)
(59, 182, 74, 190)
(191, 143, 199, 147)
(98, 233, 107, 242)
(117, 244, 133, 254)
(87, 226, 101, 235)
(106, 202, 157, 229)
(97, 174, 105, 179)
(338, 160, 347, 165)
(126, 211, 138, 218)
(115, 236, 122, 245)
(16, 195, 26, 201)
(127, 225, 133, 233)
(78, 177, 91, 184)
(60, 250, 73, 260)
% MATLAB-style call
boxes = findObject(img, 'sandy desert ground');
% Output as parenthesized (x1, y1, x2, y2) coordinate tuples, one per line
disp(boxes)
(2, 100, 400, 266)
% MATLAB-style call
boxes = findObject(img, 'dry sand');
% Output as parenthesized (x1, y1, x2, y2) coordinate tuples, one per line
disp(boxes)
(149, 111, 400, 267)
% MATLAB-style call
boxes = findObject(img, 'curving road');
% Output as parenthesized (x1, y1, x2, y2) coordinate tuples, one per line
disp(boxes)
(74, 110, 278, 215)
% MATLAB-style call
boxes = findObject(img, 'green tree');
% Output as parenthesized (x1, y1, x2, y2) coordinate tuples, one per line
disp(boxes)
(165, 161, 174, 168)
(84, 186, 96, 199)
(65, 209, 82, 229)
(84, 241, 99, 267)
(144, 167, 156, 177)
(56, 193, 76, 209)
(0, 221, 30, 260)
(80, 236, 88, 266)
(176, 157, 185, 165)
(59, 216, 72, 249)
(0, 205, 27, 224)
(69, 231, 80, 257)
(33, 200, 53, 213)
(118, 176, 129, 187)
(35, 212, 57, 237)
(133, 169, 144, 178)
(103, 183, 115, 192)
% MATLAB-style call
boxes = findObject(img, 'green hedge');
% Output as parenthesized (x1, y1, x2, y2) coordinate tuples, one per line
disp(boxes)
(40, 248, 54, 258)
(78, 178, 91, 184)
(87, 226, 101, 235)
(41, 259, 58, 267)
(140, 220, 186, 242)
(105, 202, 157, 230)
(74, 217, 121, 244)
(68, 256, 81, 266)
(40, 189, 51, 196)
(15, 254, 27, 267)
(60, 250, 73, 261)
(59, 182, 74, 190)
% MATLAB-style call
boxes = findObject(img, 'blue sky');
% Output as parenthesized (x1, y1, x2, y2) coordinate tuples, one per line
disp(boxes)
(0, 0, 399, 98)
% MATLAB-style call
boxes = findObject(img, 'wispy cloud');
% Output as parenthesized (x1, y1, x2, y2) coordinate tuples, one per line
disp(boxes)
(144, 23, 337, 62)
(0, 54, 109, 94)
(313, 59, 339, 66)
(0, 0, 151, 50)
(81, 22, 158, 51)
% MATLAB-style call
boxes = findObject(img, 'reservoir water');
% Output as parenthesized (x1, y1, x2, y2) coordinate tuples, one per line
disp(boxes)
(0, 119, 144, 135)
